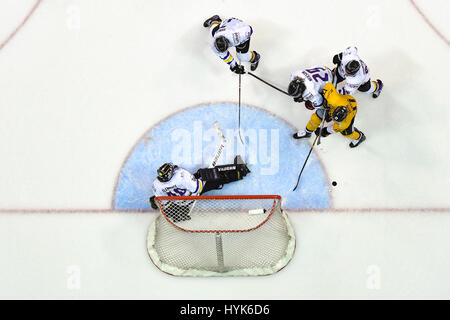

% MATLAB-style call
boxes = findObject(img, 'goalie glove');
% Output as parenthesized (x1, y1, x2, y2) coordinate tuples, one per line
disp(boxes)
(149, 196, 158, 210)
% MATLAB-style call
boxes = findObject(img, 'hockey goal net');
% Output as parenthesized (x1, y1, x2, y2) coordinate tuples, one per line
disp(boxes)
(147, 195, 296, 277)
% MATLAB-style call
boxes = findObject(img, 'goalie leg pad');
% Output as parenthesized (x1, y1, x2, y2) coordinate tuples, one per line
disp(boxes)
(196, 164, 249, 184)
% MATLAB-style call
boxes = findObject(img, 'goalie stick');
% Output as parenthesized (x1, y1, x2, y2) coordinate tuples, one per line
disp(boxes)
(238, 69, 245, 144)
(209, 121, 227, 168)
(187, 121, 227, 216)
(292, 112, 326, 191)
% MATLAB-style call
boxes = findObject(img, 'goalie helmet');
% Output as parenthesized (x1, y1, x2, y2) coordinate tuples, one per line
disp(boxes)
(157, 163, 175, 182)
(214, 36, 229, 53)
(345, 60, 360, 75)
(288, 78, 306, 98)
(332, 106, 348, 122)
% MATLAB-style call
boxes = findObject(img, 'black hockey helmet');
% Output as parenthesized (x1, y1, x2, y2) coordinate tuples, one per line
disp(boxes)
(288, 78, 306, 98)
(332, 106, 348, 122)
(157, 163, 175, 182)
(345, 60, 360, 75)
(214, 36, 229, 53)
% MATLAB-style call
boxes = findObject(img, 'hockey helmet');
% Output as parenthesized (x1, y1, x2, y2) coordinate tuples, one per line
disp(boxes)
(157, 163, 175, 182)
(214, 36, 229, 53)
(345, 60, 360, 75)
(288, 78, 306, 98)
(332, 106, 348, 122)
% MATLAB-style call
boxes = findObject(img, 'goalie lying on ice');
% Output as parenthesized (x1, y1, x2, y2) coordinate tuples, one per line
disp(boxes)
(293, 83, 366, 148)
(149, 155, 250, 211)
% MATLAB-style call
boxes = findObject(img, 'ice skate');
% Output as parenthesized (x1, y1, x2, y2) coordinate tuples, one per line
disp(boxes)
(203, 15, 221, 28)
(250, 51, 261, 71)
(349, 131, 366, 148)
(293, 130, 312, 139)
(372, 79, 383, 98)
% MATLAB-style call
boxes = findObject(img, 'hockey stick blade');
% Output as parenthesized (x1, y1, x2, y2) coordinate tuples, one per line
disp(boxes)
(211, 121, 227, 168)
(293, 135, 318, 191)
(188, 122, 227, 216)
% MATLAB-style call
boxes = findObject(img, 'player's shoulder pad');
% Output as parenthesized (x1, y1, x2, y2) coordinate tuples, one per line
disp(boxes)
(322, 83, 337, 99)
(347, 96, 358, 109)
(176, 166, 190, 178)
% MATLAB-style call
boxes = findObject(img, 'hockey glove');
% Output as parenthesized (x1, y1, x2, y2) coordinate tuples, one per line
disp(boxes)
(304, 100, 314, 110)
(321, 104, 332, 122)
(293, 96, 304, 103)
(149, 196, 158, 210)
(230, 64, 245, 74)
(333, 53, 343, 65)
(315, 127, 331, 138)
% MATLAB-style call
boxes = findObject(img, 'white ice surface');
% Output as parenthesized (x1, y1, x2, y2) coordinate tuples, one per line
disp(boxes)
(0, 0, 449, 299)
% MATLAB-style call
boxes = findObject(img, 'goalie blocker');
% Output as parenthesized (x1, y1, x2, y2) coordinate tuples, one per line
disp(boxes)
(194, 155, 250, 194)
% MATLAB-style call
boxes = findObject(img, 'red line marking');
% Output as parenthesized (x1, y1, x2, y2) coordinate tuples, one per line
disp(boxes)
(0, 0, 42, 52)
(155, 195, 282, 201)
(0, 209, 149, 214)
(409, 0, 449, 46)
(0, 207, 448, 214)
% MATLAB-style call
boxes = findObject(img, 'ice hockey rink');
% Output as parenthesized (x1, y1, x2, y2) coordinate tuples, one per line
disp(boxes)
(0, 0, 449, 299)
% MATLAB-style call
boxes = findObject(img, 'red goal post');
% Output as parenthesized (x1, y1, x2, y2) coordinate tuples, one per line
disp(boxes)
(147, 195, 296, 277)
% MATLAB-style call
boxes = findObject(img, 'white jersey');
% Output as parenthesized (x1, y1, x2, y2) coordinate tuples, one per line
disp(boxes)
(337, 46, 371, 94)
(290, 66, 334, 108)
(152, 167, 203, 197)
(213, 18, 252, 49)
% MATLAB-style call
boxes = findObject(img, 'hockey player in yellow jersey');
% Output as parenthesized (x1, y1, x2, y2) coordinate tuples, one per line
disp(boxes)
(293, 83, 366, 148)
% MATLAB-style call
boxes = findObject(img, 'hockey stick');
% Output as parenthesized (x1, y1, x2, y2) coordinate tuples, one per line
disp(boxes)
(247, 72, 290, 96)
(209, 121, 227, 169)
(316, 108, 328, 146)
(187, 121, 227, 216)
(292, 115, 327, 191)
(238, 69, 245, 144)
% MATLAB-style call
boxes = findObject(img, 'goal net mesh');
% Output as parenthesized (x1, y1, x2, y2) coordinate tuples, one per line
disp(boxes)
(147, 195, 295, 277)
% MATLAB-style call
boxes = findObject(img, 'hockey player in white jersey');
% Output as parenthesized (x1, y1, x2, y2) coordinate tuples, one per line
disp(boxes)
(287, 66, 334, 110)
(149, 157, 250, 221)
(287, 66, 335, 139)
(332, 46, 383, 98)
(203, 15, 260, 74)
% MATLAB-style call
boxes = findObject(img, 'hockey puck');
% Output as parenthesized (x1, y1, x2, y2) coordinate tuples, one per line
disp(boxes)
(332, 181, 337, 186)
